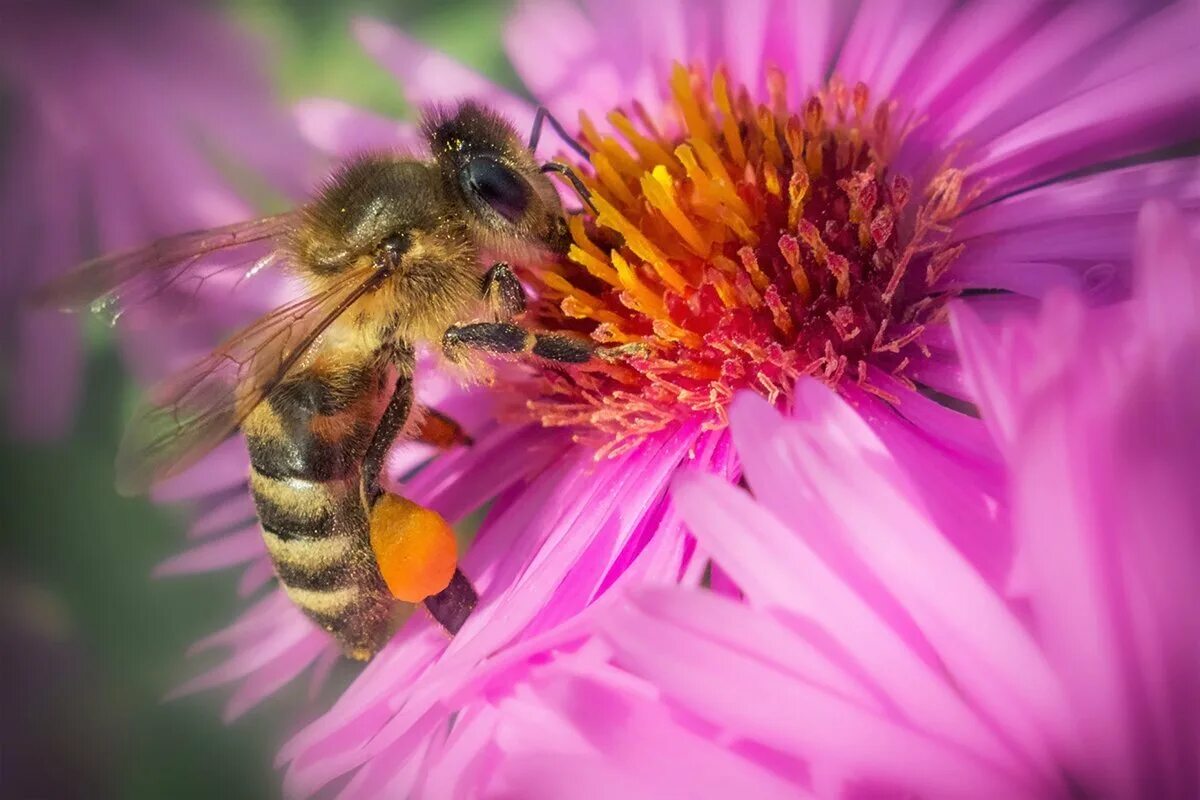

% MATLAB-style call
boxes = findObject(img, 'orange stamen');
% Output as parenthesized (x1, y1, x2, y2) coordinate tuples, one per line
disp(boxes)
(515, 65, 973, 452)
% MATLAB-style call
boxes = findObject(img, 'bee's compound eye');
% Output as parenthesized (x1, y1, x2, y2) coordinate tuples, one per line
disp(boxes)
(463, 157, 530, 223)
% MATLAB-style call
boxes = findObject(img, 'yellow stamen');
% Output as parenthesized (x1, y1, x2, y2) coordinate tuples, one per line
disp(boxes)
(609, 111, 679, 173)
(712, 69, 747, 169)
(591, 152, 638, 206)
(567, 245, 622, 288)
(642, 165, 710, 256)
(670, 64, 713, 145)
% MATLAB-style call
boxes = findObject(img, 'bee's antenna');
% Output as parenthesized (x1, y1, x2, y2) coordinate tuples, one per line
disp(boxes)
(529, 106, 591, 162)
(541, 161, 598, 215)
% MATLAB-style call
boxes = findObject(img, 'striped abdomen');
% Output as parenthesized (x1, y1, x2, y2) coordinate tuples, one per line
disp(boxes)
(243, 354, 407, 659)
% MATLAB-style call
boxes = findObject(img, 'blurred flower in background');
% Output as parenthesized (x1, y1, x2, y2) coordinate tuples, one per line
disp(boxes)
(428, 200, 1200, 800)
(0, 0, 313, 439)
(126, 1, 1200, 796)
(0, 1, 317, 797)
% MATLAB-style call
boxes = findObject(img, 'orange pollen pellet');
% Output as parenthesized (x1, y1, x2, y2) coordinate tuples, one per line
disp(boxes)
(369, 495, 457, 603)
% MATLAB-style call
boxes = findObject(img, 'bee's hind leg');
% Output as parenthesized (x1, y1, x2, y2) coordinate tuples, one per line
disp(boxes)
(362, 369, 414, 503)
(362, 363, 477, 635)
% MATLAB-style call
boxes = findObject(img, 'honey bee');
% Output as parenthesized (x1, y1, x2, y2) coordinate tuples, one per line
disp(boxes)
(37, 103, 599, 660)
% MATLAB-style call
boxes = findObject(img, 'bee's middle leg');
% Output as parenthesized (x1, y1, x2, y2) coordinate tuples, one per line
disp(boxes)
(413, 406, 473, 449)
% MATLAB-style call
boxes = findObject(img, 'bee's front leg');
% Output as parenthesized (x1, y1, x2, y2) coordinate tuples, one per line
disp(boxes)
(481, 262, 527, 320)
(443, 321, 595, 365)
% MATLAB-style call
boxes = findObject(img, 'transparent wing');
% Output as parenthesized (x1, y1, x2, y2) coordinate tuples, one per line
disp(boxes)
(115, 263, 387, 496)
(33, 213, 294, 315)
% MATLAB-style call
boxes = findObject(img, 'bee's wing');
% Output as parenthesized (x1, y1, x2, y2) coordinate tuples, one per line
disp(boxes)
(33, 213, 295, 313)
(115, 263, 388, 496)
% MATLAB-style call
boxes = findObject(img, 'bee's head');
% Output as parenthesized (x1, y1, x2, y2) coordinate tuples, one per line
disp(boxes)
(424, 102, 572, 258)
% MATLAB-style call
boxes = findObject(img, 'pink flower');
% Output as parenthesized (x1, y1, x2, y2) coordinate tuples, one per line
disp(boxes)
(434, 201, 1200, 799)
(0, 0, 313, 438)
(145, 2, 1200, 794)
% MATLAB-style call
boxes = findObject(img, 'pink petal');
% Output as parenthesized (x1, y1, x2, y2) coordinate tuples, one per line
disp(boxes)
(173, 593, 325, 699)
(947, 259, 1085, 299)
(188, 492, 256, 538)
(782, 0, 853, 92)
(892, 1, 1048, 120)
(599, 589, 1029, 798)
(237, 558, 276, 597)
(772, 384, 1072, 778)
(399, 424, 566, 524)
(503, 0, 620, 126)
(949, 159, 1200, 306)
(719, 0, 771, 90)
(672, 465, 1014, 770)
(972, 49, 1200, 199)
(281, 425, 710, 793)
(223, 632, 330, 721)
(936, 4, 1131, 149)
(150, 437, 249, 503)
(154, 526, 263, 576)
(866, 373, 998, 467)
(955, 159, 1200, 241)
(834, 0, 953, 99)
(626, 587, 880, 712)
(493, 664, 807, 800)
(1135, 200, 1200, 355)
(1005, 371, 1141, 794)
(414, 704, 500, 799)
(335, 724, 440, 800)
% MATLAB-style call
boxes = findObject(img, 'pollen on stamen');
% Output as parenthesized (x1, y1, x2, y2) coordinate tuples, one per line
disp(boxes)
(524, 64, 977, 457)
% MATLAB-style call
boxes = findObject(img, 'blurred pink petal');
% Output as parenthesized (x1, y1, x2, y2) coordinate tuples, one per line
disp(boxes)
(187, 494, 257, 540)
(0, 0, 316, 438)
(353, 17, 534, 129)
(954, 201, 1200, 796)
(494, 665, 808, 800)
(237, 559, 276, 598)
(154, 527, 263, 577)
(293, 97, 422, 158)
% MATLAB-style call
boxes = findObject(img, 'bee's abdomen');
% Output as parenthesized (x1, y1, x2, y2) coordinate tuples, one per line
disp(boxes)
(246, 370, 376, 482)
(243, 365, 402, 659)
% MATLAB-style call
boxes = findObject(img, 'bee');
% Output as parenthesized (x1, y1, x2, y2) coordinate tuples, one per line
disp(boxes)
(37, 102, 600, 660)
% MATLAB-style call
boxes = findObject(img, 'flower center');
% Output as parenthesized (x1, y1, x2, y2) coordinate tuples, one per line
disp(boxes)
(524, 65, 974, 456)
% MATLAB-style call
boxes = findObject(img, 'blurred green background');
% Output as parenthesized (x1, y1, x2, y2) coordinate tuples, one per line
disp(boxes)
(0, 1, 517, 797)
